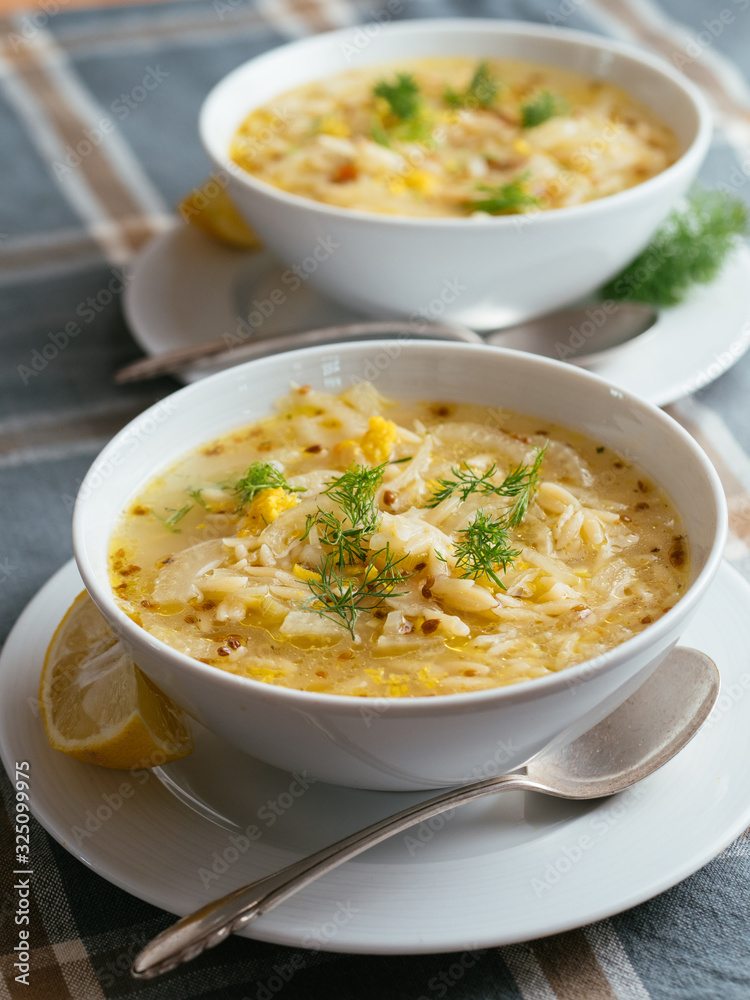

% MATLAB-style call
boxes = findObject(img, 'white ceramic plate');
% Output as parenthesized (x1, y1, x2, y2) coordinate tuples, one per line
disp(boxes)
(123, 224, 750, 406)
(3, 560, 750, 953)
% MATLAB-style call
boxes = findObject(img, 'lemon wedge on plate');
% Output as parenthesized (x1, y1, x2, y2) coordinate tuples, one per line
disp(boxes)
(179, 181, 261, 250)
(39, 591, 193, 770)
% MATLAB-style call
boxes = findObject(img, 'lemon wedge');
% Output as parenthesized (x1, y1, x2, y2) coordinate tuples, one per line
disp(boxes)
(179, 181, 261, 250)
(39, 591, 193, 770)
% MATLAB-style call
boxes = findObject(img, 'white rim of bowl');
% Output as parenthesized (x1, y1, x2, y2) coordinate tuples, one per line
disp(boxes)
(199, 18, 713, 230)
(72, 342, 728, 717)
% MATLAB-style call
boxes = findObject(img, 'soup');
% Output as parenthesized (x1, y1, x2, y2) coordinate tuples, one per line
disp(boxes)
(109, 383, 688, 697)
(230, 57, 678, 217)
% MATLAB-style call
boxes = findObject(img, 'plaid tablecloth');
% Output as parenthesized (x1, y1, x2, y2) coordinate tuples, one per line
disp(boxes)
(1, 0, 749, 996)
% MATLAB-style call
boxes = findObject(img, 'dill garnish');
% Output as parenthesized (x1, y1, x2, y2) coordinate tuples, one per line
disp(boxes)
(159, 503, 192, 532)
(373, 73, 421, 121)
(429, 447, 546, 587)
(303, 546, 408, 637)
(602, 190, 750, 307)
(520, 90, 565, 128)
(233, 461, 304, 511)
(305, 508, 369, 567)
(427, 445, 546, 511)
(318, 463, 385, 536)
(428, 463, 501, 507)
(465, 177, 541, 215)
(187, 488, 210, 509)
(304, 462, 387, 566)
(370, 117, 391, 146)
(444, 61, 498, 109)
(500, 446, 548, 526)
(301, 462, 411, 634)
(454, 510, 521, 590)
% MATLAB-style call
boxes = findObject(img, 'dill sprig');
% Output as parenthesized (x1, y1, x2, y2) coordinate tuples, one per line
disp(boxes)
(373, 73, 421, 121)
(602, 189, 750, 307)
(370, 116, 391, 147)
(429, 447, 545, 586)
(444, 61, 498, 109)
(319, 463, 385, 534)
(233, 461, 304, 511)
(427, 445, 546, 511)
(187, 487, 210, 509)
(465, 177, 541, 215)
(157, 503, 193, 533)
(428, 463, 502, 507)
(521, 90, 566, 128)
(454, 510, 521, 590)
(305, 462, 387, 566)
(499, 446, 548, 526)
(303, 546, 408, 637)
(305, 508, 369, 567)
(302, 464, 411, 633)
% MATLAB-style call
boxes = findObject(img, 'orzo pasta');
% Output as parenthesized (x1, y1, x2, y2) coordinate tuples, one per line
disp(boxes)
(230, 57, 678, 217)
(109, 384, 688, 697)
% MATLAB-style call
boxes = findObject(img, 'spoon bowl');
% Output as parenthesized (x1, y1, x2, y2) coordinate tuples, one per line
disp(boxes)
(485, 302, 657, 367)
(526, 646, 718, 798)
(132, 646, 718, 979)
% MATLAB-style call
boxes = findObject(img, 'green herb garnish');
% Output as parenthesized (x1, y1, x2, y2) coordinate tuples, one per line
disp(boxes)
(454, 510, 521, 590)
(602, 189, 750, 307)
(301, 463, 412, 634)
(233, 461, 304, 511)
(313, 462, 385, 549)
(428, 463, 501, 507)
(305, 508, 369, 567)
(500, 446, 548, 526)
(444, 61, 498, 109)
(370, 116, 391, 147)
(427, 446, 546, 512)
(465, 177, 541, 215)
(303, 546, 408, 637)
(374, 73, 421, 121)
(187, 488, 210, 510)
(521, 90, 565, 128)
(304, 462, 386, 566)
(160, 503, 193, 532)
(429, 447, 545, 586)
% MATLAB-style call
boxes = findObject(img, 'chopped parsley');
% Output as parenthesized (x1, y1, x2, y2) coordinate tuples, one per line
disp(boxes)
(373, 73, 421, 121)
(465, 177, 541, 215)
(521, 90, 565, 128)
(444, 61, 499, 109)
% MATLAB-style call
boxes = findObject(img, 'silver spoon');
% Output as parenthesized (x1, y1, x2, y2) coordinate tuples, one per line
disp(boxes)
(115, 303, 656, 383)
(132, 646, 717, 979)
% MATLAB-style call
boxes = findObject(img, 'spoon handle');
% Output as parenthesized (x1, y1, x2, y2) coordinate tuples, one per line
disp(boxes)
(132, 771, 540, 978)
(114, 320, 480, 383)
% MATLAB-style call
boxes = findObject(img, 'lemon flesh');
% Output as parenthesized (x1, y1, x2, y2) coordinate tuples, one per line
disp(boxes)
(179, 183, 261, 250)
(39, 591, 193, 769)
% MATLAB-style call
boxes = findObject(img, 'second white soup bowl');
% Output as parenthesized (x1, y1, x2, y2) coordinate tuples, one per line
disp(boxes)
(200, 19, 711, 328)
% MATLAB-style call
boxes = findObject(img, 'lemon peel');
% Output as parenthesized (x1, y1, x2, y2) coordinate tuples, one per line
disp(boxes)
(179, 182, 261, 250)
(39, 591, 193, 770)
